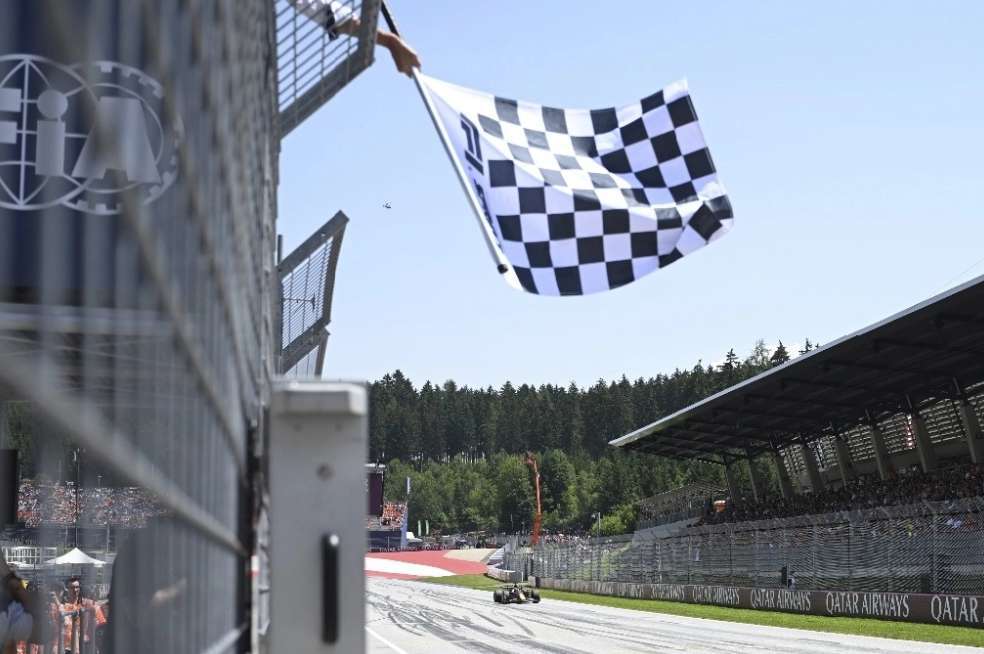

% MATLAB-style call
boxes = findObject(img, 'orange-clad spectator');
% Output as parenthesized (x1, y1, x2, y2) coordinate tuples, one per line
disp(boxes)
(58, 578, 104, 654)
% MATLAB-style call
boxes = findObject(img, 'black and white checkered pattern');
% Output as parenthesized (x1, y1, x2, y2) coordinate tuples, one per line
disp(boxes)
(422, 75, 733, 296)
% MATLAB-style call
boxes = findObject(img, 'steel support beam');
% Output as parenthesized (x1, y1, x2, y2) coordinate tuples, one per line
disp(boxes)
(800, 443, 824, 493)
(833, 435, 855, 485)
(957, 398, 983, 464)
(771, 449, 794, 499)
(866, 416, 892, 480)
(724, 460, 741, 505)
(906, 396, 937, 473)
(953, 380, 984, 465)
(745, 448, 765, 501)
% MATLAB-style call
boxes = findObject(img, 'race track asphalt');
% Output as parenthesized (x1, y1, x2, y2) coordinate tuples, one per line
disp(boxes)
(365, 578, 980, 654)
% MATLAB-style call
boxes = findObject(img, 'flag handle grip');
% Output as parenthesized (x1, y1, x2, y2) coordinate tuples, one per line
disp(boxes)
(380, 2, 511, 276)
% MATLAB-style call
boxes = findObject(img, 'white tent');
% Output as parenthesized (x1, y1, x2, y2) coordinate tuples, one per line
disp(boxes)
(47, 548, 105, 567)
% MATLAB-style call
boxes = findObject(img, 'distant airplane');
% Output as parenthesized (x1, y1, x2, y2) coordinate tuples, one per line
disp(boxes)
(383, 202, 392, 209)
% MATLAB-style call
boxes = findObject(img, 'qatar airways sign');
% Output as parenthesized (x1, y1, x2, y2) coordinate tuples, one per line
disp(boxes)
(537, 578, 984, 628)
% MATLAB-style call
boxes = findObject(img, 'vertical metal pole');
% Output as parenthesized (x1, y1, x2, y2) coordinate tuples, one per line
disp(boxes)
(0, 402, 8, 449)
(847, 522, 853, 591)
(379, 1, 511, 276)
(931, 510, 939, 593)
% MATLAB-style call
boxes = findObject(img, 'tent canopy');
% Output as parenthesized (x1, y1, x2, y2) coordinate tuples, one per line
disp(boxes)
(48, 547, 105, 567)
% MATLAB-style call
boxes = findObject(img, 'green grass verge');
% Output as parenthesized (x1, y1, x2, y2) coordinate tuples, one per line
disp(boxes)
(418, 574, 984, 648)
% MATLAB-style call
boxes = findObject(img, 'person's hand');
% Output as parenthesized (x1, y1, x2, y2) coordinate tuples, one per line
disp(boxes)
(385, 34, 421, 77)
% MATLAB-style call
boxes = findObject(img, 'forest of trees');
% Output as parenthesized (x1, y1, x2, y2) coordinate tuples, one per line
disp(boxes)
(372, 338, 816, 536)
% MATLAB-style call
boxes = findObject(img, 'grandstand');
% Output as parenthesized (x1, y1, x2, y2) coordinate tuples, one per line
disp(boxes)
(636, 481, 725, 531)
(610, 273, 984, 508)
(367, 502, 408, 551)
(524, 275, 984, 627)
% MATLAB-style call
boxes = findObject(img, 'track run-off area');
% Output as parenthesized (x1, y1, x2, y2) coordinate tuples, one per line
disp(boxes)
(364, 552, 980, 654)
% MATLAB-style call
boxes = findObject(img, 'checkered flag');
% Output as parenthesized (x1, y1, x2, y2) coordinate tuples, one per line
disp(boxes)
(420, 75, 733, 296)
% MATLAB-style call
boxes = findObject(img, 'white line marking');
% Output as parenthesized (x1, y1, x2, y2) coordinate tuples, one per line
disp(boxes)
(366, 626, 411, 654)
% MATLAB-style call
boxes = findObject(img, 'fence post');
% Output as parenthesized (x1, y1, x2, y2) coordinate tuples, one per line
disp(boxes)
(847, 521, 853, 591)
(811, 519, 817, 590)
(729, 527, 734, 587)
(931, 505, 939, 594)
(687, 535, 692, 586)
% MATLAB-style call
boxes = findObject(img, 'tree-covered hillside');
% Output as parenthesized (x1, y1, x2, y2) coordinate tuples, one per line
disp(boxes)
(372, 339, 814, 535)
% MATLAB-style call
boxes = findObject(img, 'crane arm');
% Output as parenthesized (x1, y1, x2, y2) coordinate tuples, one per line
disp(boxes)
(524, 453, 542, 545)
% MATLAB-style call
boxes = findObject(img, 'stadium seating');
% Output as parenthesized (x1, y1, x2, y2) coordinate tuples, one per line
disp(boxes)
(16, 480, 164, 528)
(702, 461, 984, 525)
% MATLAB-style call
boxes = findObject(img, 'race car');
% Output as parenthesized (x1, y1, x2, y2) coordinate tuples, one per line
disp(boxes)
(493, 583, 541, 604)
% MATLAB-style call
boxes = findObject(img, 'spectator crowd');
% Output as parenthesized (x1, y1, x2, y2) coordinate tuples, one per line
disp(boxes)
(366, 502, 406, 531)
(702, 462, 984, 525)
(16, 481, 165, 529)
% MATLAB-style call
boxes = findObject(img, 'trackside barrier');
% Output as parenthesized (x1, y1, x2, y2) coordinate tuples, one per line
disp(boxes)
(535, 578, 984, 628)
(486, 564, 522, 583)
(486, 544, 524, 582)
(528, 498, 984, 595)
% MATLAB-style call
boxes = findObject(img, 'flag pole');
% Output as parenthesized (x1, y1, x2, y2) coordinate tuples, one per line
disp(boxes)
(379, 1, 510, 276)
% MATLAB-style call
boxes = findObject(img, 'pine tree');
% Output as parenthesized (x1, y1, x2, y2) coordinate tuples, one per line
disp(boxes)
(798, 338, 814, 355)
(770, 340, 790, 366)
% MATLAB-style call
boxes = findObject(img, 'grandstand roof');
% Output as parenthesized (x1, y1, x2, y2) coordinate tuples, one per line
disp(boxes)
(610, 274, 984, 463)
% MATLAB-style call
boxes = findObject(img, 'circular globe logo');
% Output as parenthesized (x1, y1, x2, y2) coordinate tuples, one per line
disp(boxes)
(0, 55, 182, 215)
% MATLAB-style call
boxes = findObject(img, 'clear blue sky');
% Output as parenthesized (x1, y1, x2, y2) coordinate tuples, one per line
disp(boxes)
(278, 0, 984, 389)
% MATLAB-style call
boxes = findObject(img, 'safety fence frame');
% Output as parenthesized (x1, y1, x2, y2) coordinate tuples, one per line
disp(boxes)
(513, 498, 984, 596)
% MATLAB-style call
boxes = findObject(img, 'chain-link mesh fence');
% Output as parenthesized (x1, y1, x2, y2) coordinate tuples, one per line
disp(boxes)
(278, 211, 348, 377)
(276, 0, 380, 137)
(0, 1, 279, 651)
(519, 498, 984, 595)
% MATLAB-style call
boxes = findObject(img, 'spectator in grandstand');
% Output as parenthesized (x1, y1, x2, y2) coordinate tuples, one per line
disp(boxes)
(17, 480, 164, 529)
(58, 577, 104, 654)
(700, 461, 984, 526)
(287, 1, 421, 76)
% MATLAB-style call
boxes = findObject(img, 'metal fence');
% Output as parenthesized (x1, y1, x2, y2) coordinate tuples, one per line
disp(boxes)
(276, 0, 380, 137)
(520, 498, 984, 595)
(0, 1, 278, 652)
(278, 211, 349, 377)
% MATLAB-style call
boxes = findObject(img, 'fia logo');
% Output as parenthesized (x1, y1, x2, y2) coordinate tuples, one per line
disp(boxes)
(0, 55, 182, 215)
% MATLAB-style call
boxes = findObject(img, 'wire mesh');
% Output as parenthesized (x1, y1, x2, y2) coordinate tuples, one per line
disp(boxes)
(276, 0, 380, 137)
(636, 482, 725, 529)
(0, 1, 278, 652)
(278, 210, 348, 376)
(529, 499, 984, 595)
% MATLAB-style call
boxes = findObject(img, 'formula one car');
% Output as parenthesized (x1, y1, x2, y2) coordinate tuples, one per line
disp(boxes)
(493, 583, 541, 604)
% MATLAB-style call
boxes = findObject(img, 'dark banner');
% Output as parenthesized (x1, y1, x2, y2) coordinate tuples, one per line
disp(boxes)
(367, 470, 384, 517)
(537, 578, 984, 628)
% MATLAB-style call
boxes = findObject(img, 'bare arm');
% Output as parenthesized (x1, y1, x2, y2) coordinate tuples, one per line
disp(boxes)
(285, 2, 420, 77)
(332, 15, 421, 77)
